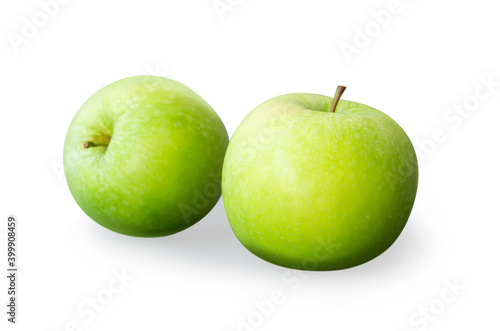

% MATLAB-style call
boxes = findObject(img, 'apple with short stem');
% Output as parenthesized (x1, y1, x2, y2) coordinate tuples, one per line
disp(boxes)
(64, 76, 229, 237)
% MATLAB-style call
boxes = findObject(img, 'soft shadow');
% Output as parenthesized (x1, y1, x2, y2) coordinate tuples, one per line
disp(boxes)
(66, 205, 424, 280)
(158, 200, 264, 269)
(65, 200, 274, 273)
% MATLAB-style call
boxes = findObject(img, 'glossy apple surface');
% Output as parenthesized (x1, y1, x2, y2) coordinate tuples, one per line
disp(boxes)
(64, 76, 228, 237)
(222, 92, 418, 270)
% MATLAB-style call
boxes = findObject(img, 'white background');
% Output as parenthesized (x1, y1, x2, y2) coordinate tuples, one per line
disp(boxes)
(1, 0, 499, 330)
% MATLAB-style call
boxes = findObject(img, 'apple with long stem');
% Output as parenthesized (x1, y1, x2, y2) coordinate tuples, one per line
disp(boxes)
(222, 86, 418, 270)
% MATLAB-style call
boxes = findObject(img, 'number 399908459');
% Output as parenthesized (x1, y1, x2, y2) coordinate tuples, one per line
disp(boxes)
(7, 217, 16, 268)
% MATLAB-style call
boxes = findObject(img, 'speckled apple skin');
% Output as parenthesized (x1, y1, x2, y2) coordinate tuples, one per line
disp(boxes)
(64, 76, 228, 237)
(222, 94, 418, 270)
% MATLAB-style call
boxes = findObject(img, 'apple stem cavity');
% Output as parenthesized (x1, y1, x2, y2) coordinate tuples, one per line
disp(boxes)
(329, 85, 346, 113)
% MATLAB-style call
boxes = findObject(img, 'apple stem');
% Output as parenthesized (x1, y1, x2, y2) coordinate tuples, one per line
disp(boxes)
(83, 141, 108, 148)
(329, 85, 346, 113)
(83, 135, 112, 149)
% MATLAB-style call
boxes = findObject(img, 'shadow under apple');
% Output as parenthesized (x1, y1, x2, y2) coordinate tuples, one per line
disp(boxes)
(65, 201, 425, 282)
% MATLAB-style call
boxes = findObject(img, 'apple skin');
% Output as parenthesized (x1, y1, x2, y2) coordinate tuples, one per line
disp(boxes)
(64, 76, 228, 237)
(222, 93, 418, 270)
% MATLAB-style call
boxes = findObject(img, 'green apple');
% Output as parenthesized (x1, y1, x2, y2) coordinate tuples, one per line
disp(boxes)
(222, 86, 418, 270)
(64, 76, 229, 237)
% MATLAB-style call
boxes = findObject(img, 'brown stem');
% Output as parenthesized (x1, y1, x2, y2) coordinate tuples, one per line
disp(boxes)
(83, 140, 110, 148)
(329, 85, 346, 113)
(83, 134, 112, 149)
